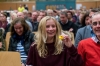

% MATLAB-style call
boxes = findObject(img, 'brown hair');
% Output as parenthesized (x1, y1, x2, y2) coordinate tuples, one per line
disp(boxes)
(10, 17, 30, 36)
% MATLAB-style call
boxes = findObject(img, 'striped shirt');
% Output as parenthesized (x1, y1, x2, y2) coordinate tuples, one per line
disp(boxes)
(16, 41, 27, 61)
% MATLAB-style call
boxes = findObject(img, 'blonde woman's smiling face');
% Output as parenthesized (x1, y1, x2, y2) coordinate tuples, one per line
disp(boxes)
(46, 19, 57, 39)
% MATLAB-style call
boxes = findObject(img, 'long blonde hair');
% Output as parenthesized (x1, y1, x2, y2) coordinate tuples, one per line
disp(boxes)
(34, 16, 63, 58)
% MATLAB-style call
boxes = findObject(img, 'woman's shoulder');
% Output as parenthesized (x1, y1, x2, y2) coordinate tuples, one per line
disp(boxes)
(26, 31, 34, 36)
(29, 43, 37, 51)
(24, 31, 34, 38)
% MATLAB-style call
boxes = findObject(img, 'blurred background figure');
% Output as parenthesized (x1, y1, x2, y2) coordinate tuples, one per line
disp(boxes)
(75, 11, 89, 28)
(31, 11, 39, 32)
(18, 4, 25, 12)
(53, 10, 59, 21)
(46, 9, 54, 16)
(23, 10, 31, 22)
(37, 10, 47, 22)
(23, 4, 29, 11)
(27, 11, 32, 19)
(17, 12, 33, 31)
(67, 11, 74, 22)
(59, 11, 79, 37)
(75, 9, 98, 47)
(10, 12, 17, 23)
(0, 12, 8, 30)
(0, 28, 5, 51)
(3, 12, 17, 39)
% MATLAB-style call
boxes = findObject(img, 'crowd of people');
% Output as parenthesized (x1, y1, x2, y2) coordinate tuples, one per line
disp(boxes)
(0, 4, 100, 66)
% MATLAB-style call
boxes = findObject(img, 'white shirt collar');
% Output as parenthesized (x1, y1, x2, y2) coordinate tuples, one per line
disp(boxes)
(61, 20, 68, 24)
(91, 36, 99, 44)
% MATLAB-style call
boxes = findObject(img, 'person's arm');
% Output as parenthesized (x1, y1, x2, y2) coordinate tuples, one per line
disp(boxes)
(62, 34, 83, 66)
(8, 37, 13, 51)
(3, 24, 10, 39)
(74, 29, 82, 47)
(0, 40, 6, 51)
(77, 41, 85, 66)
(0, 42, 2, 48)
(77, 41, 85, 59)
(0, 42, 4, 51)
(30, 33, 34, 43)
(26, 44, 35, 66)
(66, 45, 83, 66)
(73, 24, 79, 37)
(25, 20, 33, 32)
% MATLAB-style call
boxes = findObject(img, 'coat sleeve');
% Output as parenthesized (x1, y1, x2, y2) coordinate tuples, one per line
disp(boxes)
(0, 40, 6, 51)
(8, 37, 13, 51)
(30, 33, 34, 43)
(66, 45, 83, 66)
(77, 41, 85, 66)
(26, 44, 35, 66)
(74, 29, 82, 47)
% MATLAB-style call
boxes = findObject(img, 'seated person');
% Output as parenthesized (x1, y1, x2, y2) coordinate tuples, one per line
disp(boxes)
(26, 16, 83, 66)
(0, 28, 6, 51)
(8, 17, 34, 65)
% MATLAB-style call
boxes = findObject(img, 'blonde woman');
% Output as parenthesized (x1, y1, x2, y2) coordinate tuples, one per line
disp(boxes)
(26, 16, 83, 66)
(10, 12, 17, 23)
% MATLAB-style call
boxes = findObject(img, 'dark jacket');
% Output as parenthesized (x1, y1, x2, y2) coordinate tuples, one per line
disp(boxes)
(30, 20, 39, 32)
(32, 22, 39, 32)
(8, 31, 34, 55)
(3, 23, 11, 39)
(0, 21, 8, 30)
(59, 21, 79, 37)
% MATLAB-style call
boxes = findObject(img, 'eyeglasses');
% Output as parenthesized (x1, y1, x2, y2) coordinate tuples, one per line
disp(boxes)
(92, 21, 100, 26)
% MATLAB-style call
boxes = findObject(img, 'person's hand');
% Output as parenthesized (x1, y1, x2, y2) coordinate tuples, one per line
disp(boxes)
(69, 28, 73, 32)
(21, 63, 25, 66)
(37, 16, 42, 22)
(0, 42, 2, 48)
(62, 34, 73, 48)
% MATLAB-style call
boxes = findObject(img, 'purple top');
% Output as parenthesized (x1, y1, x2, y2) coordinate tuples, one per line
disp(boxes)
(26, 42, 83, 66)
(0, 21, 8, 29)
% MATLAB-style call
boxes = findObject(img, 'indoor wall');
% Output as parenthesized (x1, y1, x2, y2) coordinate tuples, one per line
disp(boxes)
(0, 1, 100, 11)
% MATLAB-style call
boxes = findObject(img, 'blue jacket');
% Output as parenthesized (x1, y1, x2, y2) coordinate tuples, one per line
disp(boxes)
(75, 25, 92, 47)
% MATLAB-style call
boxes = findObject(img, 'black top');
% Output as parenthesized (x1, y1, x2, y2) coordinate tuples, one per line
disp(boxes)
(59, 21, 79, 36)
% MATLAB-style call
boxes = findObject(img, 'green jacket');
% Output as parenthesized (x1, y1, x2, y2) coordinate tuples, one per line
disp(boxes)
(0, 28, 6, 51)
(0, 40, 6, 51)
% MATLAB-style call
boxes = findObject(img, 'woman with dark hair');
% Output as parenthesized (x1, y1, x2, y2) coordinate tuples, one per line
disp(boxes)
(8, 17, 34, 65)
(0, 12, 8, 30)
(67, 11, 74, 22)
(75, 11, 89, 28)
(23, 4, 29, 11)
(81, 11, 89, 27)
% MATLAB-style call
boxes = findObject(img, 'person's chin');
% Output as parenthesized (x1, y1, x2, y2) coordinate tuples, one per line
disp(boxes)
(48, 35, 54, 37)
(18, 33, 22, 36)
(96, 33, 100, 36)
